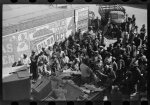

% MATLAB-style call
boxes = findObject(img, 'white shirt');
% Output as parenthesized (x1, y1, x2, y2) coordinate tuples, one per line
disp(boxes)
(62, 56, 69, 64)
(22, 57, 31, 65)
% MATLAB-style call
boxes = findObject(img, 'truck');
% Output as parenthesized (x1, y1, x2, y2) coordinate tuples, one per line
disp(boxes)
(98, 4, 126, 39)
(98, 4, 126, 26)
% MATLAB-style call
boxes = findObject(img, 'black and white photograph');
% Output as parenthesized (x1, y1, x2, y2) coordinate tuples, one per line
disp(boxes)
(2, 4, 147, 101)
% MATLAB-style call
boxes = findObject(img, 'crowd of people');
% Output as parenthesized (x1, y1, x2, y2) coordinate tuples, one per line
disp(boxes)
(12, 13, 147, 101)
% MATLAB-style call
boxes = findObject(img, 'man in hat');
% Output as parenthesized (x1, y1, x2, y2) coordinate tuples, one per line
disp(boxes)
(103, 65, 116, 96)
(22, 54, 30, 65)
(47, 46, 53, 58)
(140, 24, 146, 41)
(104, 52, 112, 66)
(130, 61, 142, 94)
(130, 41, 137, 58)
(52, 54, 61, 73)
(112, 43, 122, 59)
(107, 44, 113, 54)
(75, 44, 81, 54)
(37, 51, 48, 78)
(42, 47, 48, 57)
(131, 14, 136, 26)
(113, 38, 123, 48)
(117, 26, 123, 41)
(30, 50, 38, 81)
(111, 57, 118, 72)
(117, 55, 125, 70)
(116, 55, 125, 83)
(122, 31, 129, 47)
(125, 42, 131, 56)
(94, 51, 102, 63)
(134, 34, 142, 50)
(61, 53, 70, 69)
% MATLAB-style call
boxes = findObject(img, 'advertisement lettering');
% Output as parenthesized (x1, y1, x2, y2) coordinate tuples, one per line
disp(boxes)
(75, 7, 89, 32)
(3, 44, 13, 53)
(36, 19, 67, 53)
(3, 32, 30, 67)
(75, 7, 89, 22)
(2, 16, 74, 67)
(36, 32, 66, 53)
(3, 55, 15, 65)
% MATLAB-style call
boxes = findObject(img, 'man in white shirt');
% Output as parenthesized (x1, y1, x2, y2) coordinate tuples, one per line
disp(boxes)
(22, 54, 31, 66)
(61, 53, 70, 68)
(22, 54, 31, 73)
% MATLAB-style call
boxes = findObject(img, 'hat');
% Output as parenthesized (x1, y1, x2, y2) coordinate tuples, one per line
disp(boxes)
(32, 50, 35, 53)
(119, 55, 123, 59)
(133, 61, 139, 67)
(132, 41, 135, 44)
(142, 44, 146, 48)
(75, 58, 80, 62)
(95, 51, 99, 54)
(53, 54, 57, 58)
(125, 31, 128, 34)
(112, 85, 119, 93)
(117, 44, 121, 47)
(99, 46, 104, 49)
(105, 65, 109, 69)
(135, 26, 138, 29)
(142, 24, 145, 27)
(42, 47, 45, 50)
(112, 57, 116, 61)
(76, 44, 80, 47)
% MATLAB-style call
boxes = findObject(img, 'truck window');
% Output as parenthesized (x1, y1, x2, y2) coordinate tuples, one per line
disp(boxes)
(118, 14, 124, 19)
(111, 14, 118, 19)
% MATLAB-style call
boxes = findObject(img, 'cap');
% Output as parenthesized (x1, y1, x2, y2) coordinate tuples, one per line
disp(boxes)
(112, 57, 116, 61)
(119, 55, 123, 59)
(32, 50, 35, 53)
(99, 46, 104, 49)
(132, 41, 135, 44)
(53, 54, 57, 58)
(95, 51, 99, 54)
(117, 44, 121, 47)
(75, 58, 80, 62)
(133, 61, 139, 67)
(76, 44, 80, 47)
(112, 85, 119, 92)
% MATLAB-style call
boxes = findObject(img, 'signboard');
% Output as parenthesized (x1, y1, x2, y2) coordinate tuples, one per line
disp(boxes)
(36, 33, 66, 53)
(75, 7, 89, 32)
(77, 19, 88, 32)
(36, 17, 75, 53)
(3, 16, 75, 67)
(3, 32, 30, 68)
(28, 19, 66, 41)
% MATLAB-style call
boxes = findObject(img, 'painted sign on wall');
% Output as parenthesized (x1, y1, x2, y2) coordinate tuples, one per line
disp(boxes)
(2, 16, 75, 67)
(75, 7, 89, 32)
(3, 32, 30, 68)
(35, 17, 75, 53)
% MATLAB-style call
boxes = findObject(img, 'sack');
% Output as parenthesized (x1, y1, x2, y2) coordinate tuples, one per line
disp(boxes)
(32, 77, 52, 100)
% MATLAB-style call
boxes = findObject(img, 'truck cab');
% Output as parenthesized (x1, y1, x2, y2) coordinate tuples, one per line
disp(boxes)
(109, 11, 125, 24)
(98, 4, 126, 26)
